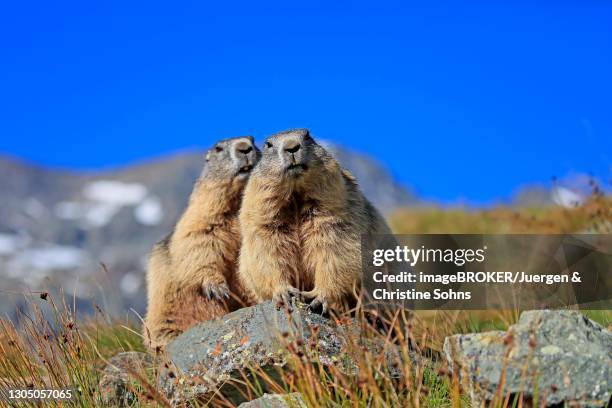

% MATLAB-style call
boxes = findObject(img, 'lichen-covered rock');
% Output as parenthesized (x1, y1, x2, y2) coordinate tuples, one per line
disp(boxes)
(444, 310, 612, 407)
(163, 299, 403, 404)
(238, 393, 307, 408)
(98, 351, 154, 407)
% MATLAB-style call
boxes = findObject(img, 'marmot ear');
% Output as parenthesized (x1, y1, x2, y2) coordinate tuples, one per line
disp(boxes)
(205, 151, 212, 161)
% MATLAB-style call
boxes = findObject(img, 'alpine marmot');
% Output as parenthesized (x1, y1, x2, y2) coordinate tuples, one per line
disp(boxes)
(144, 136, 260, 350)
(237, 129, 393, 314)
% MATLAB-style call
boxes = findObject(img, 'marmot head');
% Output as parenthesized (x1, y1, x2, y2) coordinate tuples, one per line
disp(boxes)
(202, 136, 261, 183)
(257, 129, 333, 183)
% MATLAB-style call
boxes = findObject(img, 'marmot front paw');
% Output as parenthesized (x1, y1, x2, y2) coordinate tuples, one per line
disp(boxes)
(201, 282, 230, 300)
(272, 286, 301, 310)
(301, 290, 330, 316)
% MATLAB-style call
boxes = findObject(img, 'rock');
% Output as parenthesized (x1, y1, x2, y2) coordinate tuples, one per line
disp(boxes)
(163, 299, 403, 404)
(98, 351, 154, 407)
(444, 310, 612, 407)
(237, 393, 307, 408)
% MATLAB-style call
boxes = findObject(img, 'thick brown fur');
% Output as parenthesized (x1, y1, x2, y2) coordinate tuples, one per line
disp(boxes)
(143, 136, 259, 350)
(238, 129, 392, 314)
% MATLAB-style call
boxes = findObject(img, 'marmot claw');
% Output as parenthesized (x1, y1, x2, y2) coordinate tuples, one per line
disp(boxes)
(202, 282, 230, 300)
(272, 287, 300, 310)
(301, 291, 329, 316)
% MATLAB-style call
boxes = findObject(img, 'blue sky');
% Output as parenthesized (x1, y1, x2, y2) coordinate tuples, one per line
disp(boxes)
(0, 1, 610, 202)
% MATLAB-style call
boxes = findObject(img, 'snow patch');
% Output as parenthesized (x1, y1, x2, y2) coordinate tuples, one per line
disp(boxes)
(84, 203, 121, 227)
(134, 197, 163, 226)
(120, 272, 142, 295)
(10, 245, 87, 271)
(4, 244, 90, 283)
(56, 181, 153, 227)
(56, 200, 124, 227)
(83, 180, 148, 206)
(552, 187, 585, 208)
(0, 234, 22, 255)
(56, 180, 164, 228)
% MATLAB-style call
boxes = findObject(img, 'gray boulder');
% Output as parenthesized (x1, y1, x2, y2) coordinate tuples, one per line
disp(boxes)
(444, 310, 612, 407)
(238, 393, 307, 408)
(163, 299, 402, 404)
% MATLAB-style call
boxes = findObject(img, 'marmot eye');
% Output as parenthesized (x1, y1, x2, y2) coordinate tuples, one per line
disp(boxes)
(215, 146, 223, 152)
(265, 142, 273, 148)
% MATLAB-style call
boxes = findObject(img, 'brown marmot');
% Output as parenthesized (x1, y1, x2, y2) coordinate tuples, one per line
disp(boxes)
(237, 129, 393, 314)
(143, 136, 260, 350)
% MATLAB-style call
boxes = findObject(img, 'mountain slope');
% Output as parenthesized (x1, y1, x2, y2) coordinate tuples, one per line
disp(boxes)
(0, 145, 416, 318)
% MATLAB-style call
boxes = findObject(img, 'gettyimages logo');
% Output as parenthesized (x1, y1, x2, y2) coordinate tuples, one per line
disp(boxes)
(362, 234, 611, 310)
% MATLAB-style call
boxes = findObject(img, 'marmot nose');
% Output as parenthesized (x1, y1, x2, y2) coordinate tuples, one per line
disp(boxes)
(234, 141, 253, 155)
(283, 140, 301, 154)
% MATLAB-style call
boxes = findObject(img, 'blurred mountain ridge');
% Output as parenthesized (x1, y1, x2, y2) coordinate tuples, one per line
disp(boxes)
(1, 145, 603, 319)
(0, 143, 417, 318)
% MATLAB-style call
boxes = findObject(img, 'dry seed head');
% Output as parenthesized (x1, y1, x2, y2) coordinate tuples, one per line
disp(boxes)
(528, 335, 537, 349)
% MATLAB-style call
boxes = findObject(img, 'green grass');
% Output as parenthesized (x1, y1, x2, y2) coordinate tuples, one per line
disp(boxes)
(389, 196, 610, 234)
(0, 198, 610, 407)
(0, 294, 151, 407)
